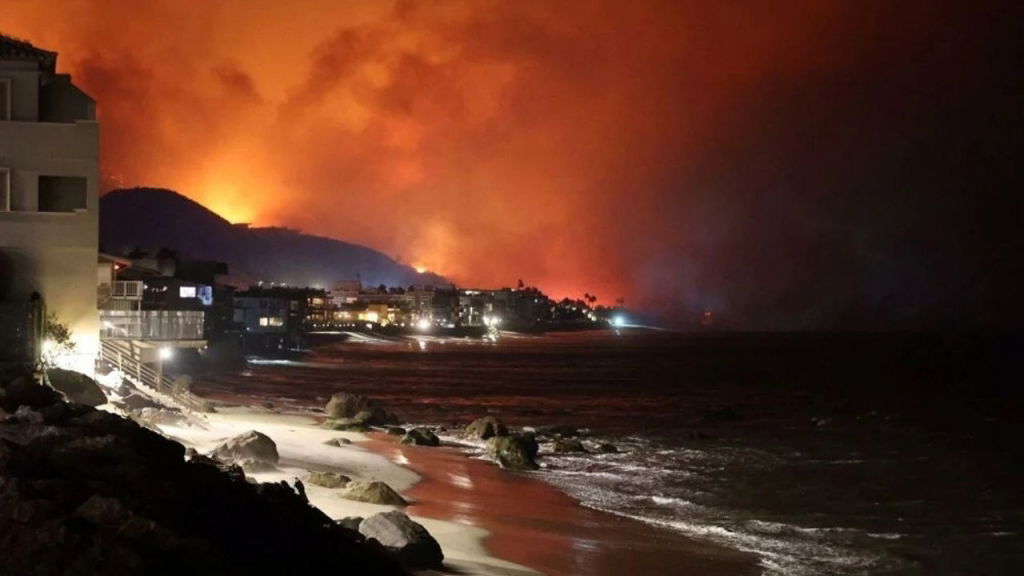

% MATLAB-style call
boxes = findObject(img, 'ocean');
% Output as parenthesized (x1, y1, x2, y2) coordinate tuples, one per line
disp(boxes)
(193, 330, 1023, 575)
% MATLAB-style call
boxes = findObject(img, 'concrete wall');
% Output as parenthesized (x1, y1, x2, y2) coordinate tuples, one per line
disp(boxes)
(0, 58, 99, 372)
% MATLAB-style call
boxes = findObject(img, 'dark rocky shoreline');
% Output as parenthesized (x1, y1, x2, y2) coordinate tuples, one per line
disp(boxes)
(0, 366, 408, 576)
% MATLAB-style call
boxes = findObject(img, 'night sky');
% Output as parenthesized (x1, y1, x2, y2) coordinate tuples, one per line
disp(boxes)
(7, 1, 1022, 329)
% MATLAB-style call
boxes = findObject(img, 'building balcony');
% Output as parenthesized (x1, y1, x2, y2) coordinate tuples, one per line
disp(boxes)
(100, 310, 204, 342)
(0, 119, 98, 162)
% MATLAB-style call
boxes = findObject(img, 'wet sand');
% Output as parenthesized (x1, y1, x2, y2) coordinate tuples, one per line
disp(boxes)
(366, 436, 759, 576)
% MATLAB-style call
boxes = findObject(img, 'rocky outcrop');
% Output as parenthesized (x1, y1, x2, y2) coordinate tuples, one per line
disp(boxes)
(210, 430, 280, 471)
(0, 367, 407, 576)
(341, 480, 408, 506)
(401, 427, 440, 447)
(463, 416, 508, 440)
(46, 368, 107, 406)
(487, 434, 540, 470)
(359, 511, 444, 569)
(324, 437, 352, 447)
(307, 471, 351, 489)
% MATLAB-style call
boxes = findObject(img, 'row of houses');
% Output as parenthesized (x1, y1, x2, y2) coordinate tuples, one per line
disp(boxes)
(234, 279, 603, 338)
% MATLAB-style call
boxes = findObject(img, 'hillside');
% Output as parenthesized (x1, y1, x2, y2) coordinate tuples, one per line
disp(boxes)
(100, 188, 446, 288)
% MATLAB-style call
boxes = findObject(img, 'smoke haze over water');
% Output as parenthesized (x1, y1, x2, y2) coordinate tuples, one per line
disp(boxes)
(7, 1, 1021, 328)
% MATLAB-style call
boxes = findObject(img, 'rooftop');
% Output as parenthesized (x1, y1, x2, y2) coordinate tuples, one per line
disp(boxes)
(0, 33, 57, 72)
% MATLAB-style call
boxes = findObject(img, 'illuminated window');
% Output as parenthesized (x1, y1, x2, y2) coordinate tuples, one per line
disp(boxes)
(0, 79, 10, 121)
(259, 317, 270, 327)
(179, 286, 197, 298)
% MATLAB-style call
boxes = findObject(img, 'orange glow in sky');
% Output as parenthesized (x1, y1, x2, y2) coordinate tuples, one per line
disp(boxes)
(3, 0, 910, 314)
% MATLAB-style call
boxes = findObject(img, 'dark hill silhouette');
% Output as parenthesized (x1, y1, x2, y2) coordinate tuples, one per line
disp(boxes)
(100, 188, 446, 288)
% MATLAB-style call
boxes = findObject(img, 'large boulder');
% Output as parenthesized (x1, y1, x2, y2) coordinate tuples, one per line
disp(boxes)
(210, 430, 279, 471)
(341, 480, 407, 506)
(401, 427, 440, 447)
(463, 416, 508, 440)
(46, 369, 107, 407)
(307, 471, 351, 489)
(324, 393, 394, 425)
(359, 510, 444, 569)
(325, 392, 371, 418)
(487, 434, 539, 470)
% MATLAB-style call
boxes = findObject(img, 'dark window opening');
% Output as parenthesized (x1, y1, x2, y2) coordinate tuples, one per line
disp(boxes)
(0, 79, 10, 121)
(38, 176, 87, 212)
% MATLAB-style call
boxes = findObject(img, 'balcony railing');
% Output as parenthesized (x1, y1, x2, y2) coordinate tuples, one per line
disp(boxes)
(111, 281, 144, 300)
(100, 310, 204, 341)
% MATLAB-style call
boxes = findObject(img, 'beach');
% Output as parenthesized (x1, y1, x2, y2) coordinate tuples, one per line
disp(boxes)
(153, 402, 757, 576)
(183, 331, 1023, 576)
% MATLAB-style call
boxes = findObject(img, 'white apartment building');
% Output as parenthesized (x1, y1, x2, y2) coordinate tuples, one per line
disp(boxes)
(0, 34, 100, 372)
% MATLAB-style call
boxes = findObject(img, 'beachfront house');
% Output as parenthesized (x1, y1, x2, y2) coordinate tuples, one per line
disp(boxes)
(0, 34, 100, 372)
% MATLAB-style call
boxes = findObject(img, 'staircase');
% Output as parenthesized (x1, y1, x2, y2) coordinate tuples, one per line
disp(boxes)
(99, 339, 211, 413)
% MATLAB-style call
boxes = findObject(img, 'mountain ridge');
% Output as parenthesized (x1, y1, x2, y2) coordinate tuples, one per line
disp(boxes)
(99, 188, 447, 288)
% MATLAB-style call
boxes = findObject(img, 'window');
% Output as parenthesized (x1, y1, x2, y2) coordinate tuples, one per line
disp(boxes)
(38, 176, 87, 212)
(0, 168, 8, 212)
(179, 286, 197, 298)
(0, 79, 10, 121)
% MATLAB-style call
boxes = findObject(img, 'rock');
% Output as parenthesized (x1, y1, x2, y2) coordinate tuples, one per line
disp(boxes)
(325, 392, 370, 418)
(307, 471, 351, 489)
(10, 406, 43, 424)
(324, 437, 352, 447)
(553, 439, 587, 453)
(386, 427, 406, 436)
(210, 430, 279, 470)
(337, 516, 364, 532)
(135, 407, 186, 427)
(0, 375, 62, 412)
(119, 393, 162, 411)
(324, 419, 370, 432)
(487, 434, 539, 470)
(74, 494, 132, 526)
(324, 393, 394, 425)
(597, 443, 619, 453)
(359, 510, 444, 569)
(536, 424, 580, 438)
(341, 480, 407, 506)
(0, 367, 408, 576)
(463, 416, 508, 440)
(401, 427, 440, 447)
(45, 368, 108, 407)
